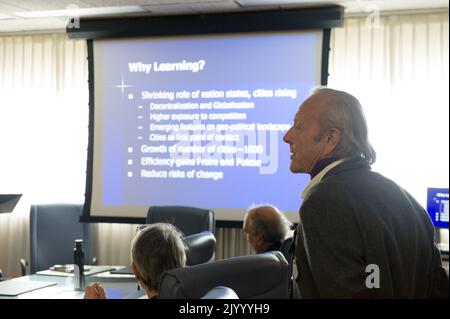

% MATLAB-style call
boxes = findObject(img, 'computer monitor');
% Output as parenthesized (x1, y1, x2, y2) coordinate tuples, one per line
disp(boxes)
(427, 188, 449, 229)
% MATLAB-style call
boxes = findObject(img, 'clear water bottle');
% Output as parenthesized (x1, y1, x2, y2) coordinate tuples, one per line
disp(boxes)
(73, 239, 85, 291)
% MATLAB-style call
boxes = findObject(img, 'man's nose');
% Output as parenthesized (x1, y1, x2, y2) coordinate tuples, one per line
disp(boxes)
(283, 130, 290, 144)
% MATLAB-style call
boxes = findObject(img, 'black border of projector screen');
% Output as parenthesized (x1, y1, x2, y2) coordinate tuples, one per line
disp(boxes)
(76, 6, 342, 227)
(67, 6, 343, 40)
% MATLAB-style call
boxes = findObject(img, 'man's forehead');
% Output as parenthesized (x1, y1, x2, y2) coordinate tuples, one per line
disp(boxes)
(294, 102, 313, 121)
(296, 94, 327, 120)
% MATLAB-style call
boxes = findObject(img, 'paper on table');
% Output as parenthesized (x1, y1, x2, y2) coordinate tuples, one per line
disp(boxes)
(0, 280, 56, 296)
(37, 265, 116, 277)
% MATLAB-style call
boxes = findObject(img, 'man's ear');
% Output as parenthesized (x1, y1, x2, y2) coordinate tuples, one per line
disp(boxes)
(131, 262, 141, 281)
(323, 128, 340, 155)
(255, 233, 265, 246)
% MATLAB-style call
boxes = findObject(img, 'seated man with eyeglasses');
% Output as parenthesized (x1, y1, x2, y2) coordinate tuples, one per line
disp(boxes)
(243, 205, 293, 260)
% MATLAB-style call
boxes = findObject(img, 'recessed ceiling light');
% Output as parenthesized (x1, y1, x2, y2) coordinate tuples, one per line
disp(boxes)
(14, 5, 145, 19)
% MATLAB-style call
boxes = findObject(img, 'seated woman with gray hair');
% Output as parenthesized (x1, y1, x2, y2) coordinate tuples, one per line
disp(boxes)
(84, 223, 186, 299)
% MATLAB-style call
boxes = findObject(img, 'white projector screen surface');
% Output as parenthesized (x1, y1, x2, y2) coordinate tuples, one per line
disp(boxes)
(90, 31, 324, 222)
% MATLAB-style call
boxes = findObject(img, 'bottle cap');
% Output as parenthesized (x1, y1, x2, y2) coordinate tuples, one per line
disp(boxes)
(75, 239, 83, 246)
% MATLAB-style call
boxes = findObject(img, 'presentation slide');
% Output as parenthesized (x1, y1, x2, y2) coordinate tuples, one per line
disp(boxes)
(427, 188, 449, 229)
(90, 31, 323, 221)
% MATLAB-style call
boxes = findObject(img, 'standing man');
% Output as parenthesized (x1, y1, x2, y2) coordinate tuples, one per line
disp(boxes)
(283, 87, 448, 298)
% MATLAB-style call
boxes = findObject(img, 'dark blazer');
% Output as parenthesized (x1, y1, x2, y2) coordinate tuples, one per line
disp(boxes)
(295, 157, 448, 298)
(263, 241, 282, 254)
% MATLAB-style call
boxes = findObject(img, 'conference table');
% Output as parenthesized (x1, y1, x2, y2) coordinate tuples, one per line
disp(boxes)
(2, 261, 448, 299)
(0, 266, 145, 299)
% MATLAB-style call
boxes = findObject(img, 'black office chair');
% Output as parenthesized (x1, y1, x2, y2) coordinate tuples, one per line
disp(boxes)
(158, 251, 289, 299)
(21, 203, 95, 275)
(280, 236, 294, 264)
(183, 231, 216, 266)
(201, 286, 239, 299)
(146, 206, 215, 236)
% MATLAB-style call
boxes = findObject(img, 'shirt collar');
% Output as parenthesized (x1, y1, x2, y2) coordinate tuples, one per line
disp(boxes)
(301, 158, 347, 200)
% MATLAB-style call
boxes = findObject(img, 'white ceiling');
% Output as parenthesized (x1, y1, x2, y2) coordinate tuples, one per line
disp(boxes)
(0, 0, 448, 33)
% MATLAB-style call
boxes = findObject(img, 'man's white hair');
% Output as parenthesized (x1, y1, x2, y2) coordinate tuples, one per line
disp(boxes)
(309, 87, 376, 164)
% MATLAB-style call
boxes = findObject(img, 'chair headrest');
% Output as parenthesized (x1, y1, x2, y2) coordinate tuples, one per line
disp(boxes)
(183, 231, 216, 266)
(29, 204, 92, 274)
(159, 251, 289, 299)
(147, 206, 215, 236)
(201, 286, 239, 299)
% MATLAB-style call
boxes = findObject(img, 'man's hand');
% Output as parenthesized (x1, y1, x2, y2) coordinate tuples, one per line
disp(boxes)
(84, 282, 107, 299)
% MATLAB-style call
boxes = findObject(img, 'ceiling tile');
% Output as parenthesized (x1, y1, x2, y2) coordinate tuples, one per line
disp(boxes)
(189, 1, 241, 13)
(81, 0, 225, 6)
(1, 0, 91, 11)
(142, 3, 197, 15)
(0, 1, 30, 14)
